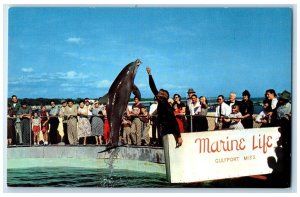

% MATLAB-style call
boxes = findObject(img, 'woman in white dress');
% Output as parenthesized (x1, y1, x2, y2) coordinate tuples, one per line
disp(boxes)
(77, 100, 92, 145)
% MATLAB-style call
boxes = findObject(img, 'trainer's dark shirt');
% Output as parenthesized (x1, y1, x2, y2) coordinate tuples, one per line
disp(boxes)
(149, 75, 181, 139)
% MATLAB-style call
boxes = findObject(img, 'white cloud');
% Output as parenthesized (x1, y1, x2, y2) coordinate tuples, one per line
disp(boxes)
(136, 83, 147, 88)
(97, 80, 111, 88)
(64, 87, 76, 92)
(79, 56, 100, 62)
(21, 67, 34, 73)
(64, 51, 101, 63)
(64, 71, 88, 80)
(8, 80, 21, 85)
(60, 83, 73, 87)
(63, 52, 77, 57)
(164, 84, 189, 90)
(66, 71, 77, 79)
(65, 37, 82, 44)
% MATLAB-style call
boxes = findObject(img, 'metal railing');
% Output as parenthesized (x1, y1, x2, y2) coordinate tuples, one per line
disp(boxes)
(7, 114, 263, 147)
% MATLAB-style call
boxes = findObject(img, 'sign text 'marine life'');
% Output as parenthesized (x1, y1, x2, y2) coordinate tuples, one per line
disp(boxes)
(194, 133, 274, 154)
(163, 127, 281, 183)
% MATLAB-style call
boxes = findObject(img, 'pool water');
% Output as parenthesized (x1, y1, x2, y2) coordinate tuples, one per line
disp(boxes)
(7, 167, 169, 187)
(7, 158, 169, 187)
(6, 158, 271, 188)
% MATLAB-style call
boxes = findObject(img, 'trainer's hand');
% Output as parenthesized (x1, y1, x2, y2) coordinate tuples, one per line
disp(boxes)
(146, 66, 151, 75)
(176, 137, 183, 148)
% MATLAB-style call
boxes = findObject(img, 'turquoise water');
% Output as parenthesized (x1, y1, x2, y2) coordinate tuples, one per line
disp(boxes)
(7, 158, 270, 188)
(7, 158, 170, 187)
(7, 167, 168, 187)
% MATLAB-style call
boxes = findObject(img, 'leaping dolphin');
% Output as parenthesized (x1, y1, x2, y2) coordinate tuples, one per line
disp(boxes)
(99, 59, 142, 147)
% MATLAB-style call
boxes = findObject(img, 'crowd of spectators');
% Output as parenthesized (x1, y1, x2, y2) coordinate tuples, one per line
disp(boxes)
(7, 87, 291, 147)
(7, 96, 110, 146)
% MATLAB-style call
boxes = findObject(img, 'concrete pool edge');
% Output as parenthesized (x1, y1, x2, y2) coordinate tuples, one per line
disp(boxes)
(7, 145, 165, 164)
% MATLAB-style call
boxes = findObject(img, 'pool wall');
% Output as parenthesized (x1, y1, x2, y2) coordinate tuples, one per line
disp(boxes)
(7, 146, 165, 164)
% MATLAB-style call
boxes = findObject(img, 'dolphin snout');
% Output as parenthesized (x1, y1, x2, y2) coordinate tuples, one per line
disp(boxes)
(135, 59, 142, 66)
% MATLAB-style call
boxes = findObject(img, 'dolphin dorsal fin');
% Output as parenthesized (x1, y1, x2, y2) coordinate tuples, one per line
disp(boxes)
(99, 93, 109, 105)
(132, 84, 141, 100)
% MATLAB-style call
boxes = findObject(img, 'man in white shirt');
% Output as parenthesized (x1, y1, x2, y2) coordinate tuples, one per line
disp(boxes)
(215, 95, 231, 130)
(188, 94, 201, 116)
(188, 94, 201, 132)
(186, 88, 196, 106)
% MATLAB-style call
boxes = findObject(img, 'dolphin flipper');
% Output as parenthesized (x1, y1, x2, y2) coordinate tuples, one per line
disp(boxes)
(132, 84, 141, 99)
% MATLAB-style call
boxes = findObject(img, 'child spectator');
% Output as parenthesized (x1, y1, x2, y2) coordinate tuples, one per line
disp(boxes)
(224, 104, 244, 130)
(40, 105, 49, 145)
(32, 111, 41, 145)
(140, 106, 150, 146)
(121, 110, 132, 145)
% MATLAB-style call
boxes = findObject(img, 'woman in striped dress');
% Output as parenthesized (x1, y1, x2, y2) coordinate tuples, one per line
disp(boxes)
(90, 101, 104, 145)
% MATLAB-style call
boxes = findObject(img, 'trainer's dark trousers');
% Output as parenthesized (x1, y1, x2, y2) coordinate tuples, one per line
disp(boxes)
(62, 122, 69, 144)
(49, 117, 59, 144)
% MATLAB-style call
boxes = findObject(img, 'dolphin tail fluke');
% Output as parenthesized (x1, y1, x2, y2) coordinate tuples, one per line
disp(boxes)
(97, 144, 126, 154)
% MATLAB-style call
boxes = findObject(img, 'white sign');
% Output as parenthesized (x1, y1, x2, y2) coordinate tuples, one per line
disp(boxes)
(163, 127, 281, 183)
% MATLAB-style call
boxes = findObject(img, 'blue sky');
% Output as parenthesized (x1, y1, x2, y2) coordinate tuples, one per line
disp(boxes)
(7, 7, 292, 99)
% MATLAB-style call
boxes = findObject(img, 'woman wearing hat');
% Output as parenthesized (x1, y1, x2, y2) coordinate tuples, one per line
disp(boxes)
(276, 90, 291, 122)
(146, 66, 182, 148)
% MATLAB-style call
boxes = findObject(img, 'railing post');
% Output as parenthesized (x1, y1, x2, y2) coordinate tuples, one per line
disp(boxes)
(14, 118, 17, 146)
(190, 115, 193, 132)
(29, 118, 32, 147)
